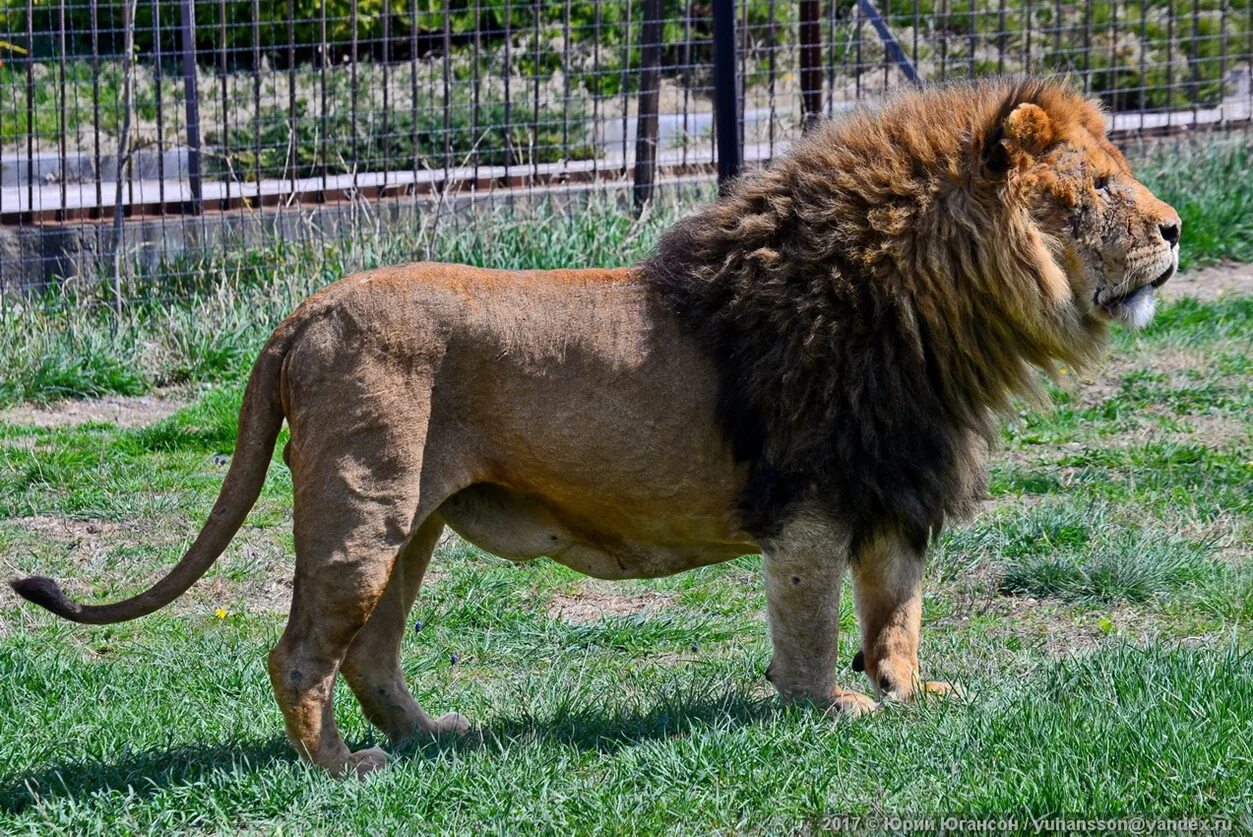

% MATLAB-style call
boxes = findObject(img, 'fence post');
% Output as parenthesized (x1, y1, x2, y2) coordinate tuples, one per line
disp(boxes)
(112, 0, 139, 315)
(179, 0, 203, 214)
(634, 0, 664, 211)
(856, 0, 919, 84)
(712, 0, 740, 186)
(799, 0, 822, 129)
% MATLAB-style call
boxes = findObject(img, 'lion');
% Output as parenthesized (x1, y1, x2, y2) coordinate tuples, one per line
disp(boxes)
(11, 78, 1180, 778)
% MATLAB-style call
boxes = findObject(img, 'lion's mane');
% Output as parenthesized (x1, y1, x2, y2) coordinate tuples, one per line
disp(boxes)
(644, 78, 1108, 544)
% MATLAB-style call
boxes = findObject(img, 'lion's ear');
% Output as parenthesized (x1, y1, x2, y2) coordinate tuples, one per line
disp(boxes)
(982, 123, 1012, 176)
(1004, 103, 1055, 153)
(982, 102, 1055, 177)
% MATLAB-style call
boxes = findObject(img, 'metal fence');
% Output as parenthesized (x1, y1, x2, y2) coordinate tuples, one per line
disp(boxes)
(1, 0, 1251, 302)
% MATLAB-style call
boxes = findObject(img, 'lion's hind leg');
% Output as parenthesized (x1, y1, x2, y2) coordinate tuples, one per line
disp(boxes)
(267, 395, 439, 778)
(341, 514, 470, 744)
(267, 511, 404, 777)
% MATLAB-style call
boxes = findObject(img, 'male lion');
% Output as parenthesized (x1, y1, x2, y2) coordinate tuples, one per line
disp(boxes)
(12, 78, 1180, 777)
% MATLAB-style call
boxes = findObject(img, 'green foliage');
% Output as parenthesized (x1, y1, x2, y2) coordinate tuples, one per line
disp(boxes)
(1, 0, 387, 63)
(0, 0, 783, 95)
(3, 0, 1248, 182)
(204, 93, 596, 179)
(5, 0, 1246, 109)
(878, 0, 1250, 109)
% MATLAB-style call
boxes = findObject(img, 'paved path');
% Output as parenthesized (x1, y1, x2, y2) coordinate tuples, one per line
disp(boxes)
(3, 97, 1248, 219)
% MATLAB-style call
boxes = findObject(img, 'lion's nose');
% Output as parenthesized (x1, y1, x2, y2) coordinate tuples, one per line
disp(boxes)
(1159, 222, 1180, 247)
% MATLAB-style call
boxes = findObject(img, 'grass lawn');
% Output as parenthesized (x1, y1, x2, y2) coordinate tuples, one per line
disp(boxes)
(0, 138, 1251, 831)
(0, 290, 1250, 832)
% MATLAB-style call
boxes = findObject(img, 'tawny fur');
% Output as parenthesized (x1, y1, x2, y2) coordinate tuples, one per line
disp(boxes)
(11, 78, 1181, 778)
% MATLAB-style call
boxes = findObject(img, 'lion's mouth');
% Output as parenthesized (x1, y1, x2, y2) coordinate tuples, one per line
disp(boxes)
(1100, 283, 1150, 313)
(1149, 262, 1176, 288)
(1096, 260, 1175, 328)
(1097, 283, 1158, 329)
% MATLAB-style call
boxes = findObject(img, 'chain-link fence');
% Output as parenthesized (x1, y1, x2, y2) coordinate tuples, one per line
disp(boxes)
(2, 0, 1250, 306)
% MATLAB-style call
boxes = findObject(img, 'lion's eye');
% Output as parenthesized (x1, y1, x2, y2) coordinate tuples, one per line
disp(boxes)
(1094, 175, 1111, 192)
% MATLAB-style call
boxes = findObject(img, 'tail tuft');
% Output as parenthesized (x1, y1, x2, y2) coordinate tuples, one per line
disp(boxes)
(10, 576, 80, 619)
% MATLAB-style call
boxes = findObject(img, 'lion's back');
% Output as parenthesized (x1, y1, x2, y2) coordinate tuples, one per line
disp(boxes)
(276, 260, 707, 427)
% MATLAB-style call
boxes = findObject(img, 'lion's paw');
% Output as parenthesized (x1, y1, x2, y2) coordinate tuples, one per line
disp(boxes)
(825, 689, 878, 718)
(435, 711, 471, 735)
(343, 746, 389, 779)
(919, 680, 965, 701)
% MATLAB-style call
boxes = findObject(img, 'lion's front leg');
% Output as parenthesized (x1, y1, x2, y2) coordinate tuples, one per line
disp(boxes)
(851, 529, 959, 702)
(762, 514, 876, 717)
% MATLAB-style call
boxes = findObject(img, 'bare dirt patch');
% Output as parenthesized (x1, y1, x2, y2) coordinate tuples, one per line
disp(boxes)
(1070, 346, 1203, 409)
(932, 563, 1183, 658)
(1162, 412, 1250, 447)
(1163, 261, 1253, 302)
(0, 394, 187, 430)
(143, 528, 296, 617)
(196, 548, 295, 616)
(2, 513, 295, 617)
(11, 514, 126, 541)
(1, 515, 138, 582)
(547, 587, 678, 623)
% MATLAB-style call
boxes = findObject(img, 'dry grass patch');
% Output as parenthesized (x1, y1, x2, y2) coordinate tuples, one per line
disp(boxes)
(547, 586, 679, 623)
(1163, 262, 1253, 303)
(0, 394, 187, 430)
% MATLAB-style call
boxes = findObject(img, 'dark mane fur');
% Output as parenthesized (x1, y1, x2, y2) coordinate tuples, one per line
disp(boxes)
(642, 78, 1109, 543)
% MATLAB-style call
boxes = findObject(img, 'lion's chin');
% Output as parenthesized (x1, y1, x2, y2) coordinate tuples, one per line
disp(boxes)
(1100, 283, 1157, 330)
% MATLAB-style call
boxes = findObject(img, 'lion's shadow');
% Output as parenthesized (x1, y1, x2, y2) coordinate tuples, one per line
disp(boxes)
(1, 693, 772, 814)
(0, 738, 295, 814)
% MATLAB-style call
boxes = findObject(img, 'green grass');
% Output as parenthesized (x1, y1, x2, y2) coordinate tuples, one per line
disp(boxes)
(0, 288, 1250, 830)
(1136, 141, 1253, 270)
(994, 503, 1217, 602)
(0, 625, 1249, 832)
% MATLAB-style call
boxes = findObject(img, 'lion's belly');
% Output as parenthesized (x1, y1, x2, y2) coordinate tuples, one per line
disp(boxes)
(439, 483, 750, 579)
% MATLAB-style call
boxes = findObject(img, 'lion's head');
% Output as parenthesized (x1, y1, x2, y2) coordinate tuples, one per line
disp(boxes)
(645, 78, 1182, 541)
(980, 85, 1181, 330)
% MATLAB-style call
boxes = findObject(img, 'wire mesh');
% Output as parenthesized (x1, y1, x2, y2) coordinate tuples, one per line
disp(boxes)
(0, 1, 1249, 307)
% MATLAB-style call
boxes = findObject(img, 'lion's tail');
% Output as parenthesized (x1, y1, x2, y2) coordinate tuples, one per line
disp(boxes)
(9, 330, 290, 625)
